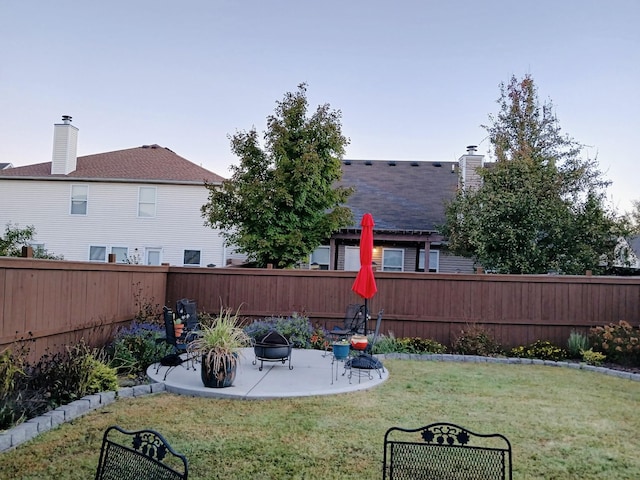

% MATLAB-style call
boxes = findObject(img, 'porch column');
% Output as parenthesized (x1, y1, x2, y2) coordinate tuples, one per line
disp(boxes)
(423, 241, 431, 273)
(329, 238, 337, 270)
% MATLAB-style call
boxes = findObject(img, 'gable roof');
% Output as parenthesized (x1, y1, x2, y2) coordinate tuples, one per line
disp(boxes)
(0, 144, 224, 184)
(340, 159, 458, 232)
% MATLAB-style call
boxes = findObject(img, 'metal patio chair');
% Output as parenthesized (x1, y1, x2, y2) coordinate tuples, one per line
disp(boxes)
(156, 306, 197, 380)
(383, 421, 512, 479)
(329, 303, 366, 339)
(95, 425, 188, 479)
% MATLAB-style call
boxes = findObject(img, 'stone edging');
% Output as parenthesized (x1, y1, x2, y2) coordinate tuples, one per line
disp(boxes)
(2, 354, 639, 453)
(0, 383, 167, 453)
(381, 352, 640, 382)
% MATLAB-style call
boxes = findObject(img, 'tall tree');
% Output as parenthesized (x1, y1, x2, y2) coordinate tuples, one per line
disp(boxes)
(201, 84, 353, 268)
(443, 74, 624, 274)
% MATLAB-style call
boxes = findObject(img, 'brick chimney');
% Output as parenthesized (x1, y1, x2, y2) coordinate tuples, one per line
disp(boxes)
(458, 145, 484, 191)
(51, 115, 78, 175)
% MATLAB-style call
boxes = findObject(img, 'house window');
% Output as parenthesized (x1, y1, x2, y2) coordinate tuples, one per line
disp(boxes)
(418, 249, 440, 272)
(145, 248, 162, 266)
(70, 185, 88, 215)
(382, 248, 404, 272)
(184, 249, 201, 266)
(344, 246, 360, 271)
(138, 187, 157, 217)
(89, 245, 107, 262)
(310, 246, 330, 270)
(111, 246, 128, 263)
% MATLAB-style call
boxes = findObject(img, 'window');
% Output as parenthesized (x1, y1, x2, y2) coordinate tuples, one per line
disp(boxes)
(310, 246, 330, 270)
(29, 242, 45, 257)
(89, 245, 106, 262)
(184, 249, 201, 266)
(70, 185, 88, 215)
(382, 248, 404, 272)
(145, 248, 162, 266)
(138, 187, 157, 217)
(111, 246, 128, 263)
(418, 249, 440, 273)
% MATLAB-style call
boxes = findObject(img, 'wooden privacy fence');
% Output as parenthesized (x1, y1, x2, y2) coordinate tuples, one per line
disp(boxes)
(0, 258, 167, 360)
(167, 267, 640, 349)
(1, 257, 640, 360)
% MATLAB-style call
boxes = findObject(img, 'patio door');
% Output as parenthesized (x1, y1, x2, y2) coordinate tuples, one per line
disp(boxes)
(344, 246, 360, 271)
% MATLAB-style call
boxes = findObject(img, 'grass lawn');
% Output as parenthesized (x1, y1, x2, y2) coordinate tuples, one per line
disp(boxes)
(1, 359, 639, 479)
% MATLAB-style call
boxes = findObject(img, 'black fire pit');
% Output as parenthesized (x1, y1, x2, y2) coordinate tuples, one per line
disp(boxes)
(252, 330, 293, 371)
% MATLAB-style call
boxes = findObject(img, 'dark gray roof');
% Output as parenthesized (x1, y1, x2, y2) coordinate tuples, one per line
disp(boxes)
(340, 159, 458, 232)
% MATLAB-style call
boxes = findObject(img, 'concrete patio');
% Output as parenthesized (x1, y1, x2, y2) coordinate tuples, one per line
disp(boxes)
(146, 347, 389, 399)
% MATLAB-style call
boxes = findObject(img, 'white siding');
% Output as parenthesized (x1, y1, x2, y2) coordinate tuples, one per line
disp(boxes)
(0, 179, 227, 266)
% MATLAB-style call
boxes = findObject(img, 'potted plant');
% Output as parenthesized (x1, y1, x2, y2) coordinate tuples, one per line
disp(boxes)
(332, 338, 350, 360)
(188, 306, 250, 388)
(173, 314, 184, 338)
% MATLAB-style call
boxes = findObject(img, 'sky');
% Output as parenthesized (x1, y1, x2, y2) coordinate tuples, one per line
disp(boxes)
(1, 1, 639, 212)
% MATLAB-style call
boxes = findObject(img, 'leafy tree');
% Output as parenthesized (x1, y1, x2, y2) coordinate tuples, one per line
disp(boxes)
(443, 74, 626, 274)
(201, 84, 353, 268)
(0, 223, 63, 259)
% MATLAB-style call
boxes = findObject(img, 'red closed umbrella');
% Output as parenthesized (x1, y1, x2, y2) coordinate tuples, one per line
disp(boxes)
(352, 213, 377, 329)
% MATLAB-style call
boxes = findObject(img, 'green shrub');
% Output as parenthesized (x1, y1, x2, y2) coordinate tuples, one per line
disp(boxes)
(452, 324, 502, 356)
(371, 333, 399, 354)
(567, 330, 589, 359)
(395, 337, 447, 354)
(244, 312, 313, 348)
(108, 321, 172, 376)
(85, 356, 119, 394)
(509, 340, 567, 361)
(589, 320, 640, 367)
(581, 348, 606, 366)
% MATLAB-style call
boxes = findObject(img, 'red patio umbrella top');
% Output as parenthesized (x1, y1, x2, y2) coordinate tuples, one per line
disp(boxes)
(351, 213, 377, 299)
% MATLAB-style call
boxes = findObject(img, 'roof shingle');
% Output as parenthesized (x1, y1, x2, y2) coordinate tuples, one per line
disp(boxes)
(0, 144, 224, 183)
(340, 159, 458, 232)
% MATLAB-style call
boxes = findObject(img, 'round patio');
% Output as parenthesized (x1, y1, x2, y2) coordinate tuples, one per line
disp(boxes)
(147, 347, 389, 399)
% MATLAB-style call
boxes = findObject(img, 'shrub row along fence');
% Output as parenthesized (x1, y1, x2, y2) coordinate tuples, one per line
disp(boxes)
(2, 257, 639, 359)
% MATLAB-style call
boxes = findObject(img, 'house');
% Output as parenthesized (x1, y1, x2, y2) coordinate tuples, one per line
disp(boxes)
(0, 116, 229, 267)
(308, 147, 484, 273)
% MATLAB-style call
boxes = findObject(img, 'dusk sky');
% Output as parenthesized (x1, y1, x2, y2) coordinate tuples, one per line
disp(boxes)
(2, 1, 639, 212)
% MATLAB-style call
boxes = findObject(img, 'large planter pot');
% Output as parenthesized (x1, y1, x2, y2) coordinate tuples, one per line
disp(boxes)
(200, 353, 238, 388)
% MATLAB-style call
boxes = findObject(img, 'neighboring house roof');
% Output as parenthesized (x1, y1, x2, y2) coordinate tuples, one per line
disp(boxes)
(0, 144, 224, 184)
(0, 163, 13, 170)
(340, 159, 458, 233)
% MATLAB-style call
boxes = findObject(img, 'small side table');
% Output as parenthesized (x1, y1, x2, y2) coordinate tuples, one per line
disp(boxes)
(331, 342, 350, 384)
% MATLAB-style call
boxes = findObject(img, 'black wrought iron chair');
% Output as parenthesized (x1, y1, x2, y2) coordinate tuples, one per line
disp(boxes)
(329, 303, 366, 340)
(176, 298, 199, 336)
(95, 425, 188, 479)
(382, 422, 512, 480)
(156, 306, 196, 380)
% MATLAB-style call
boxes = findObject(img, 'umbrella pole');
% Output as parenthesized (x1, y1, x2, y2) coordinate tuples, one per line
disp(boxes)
(364, 298, 369, 335)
